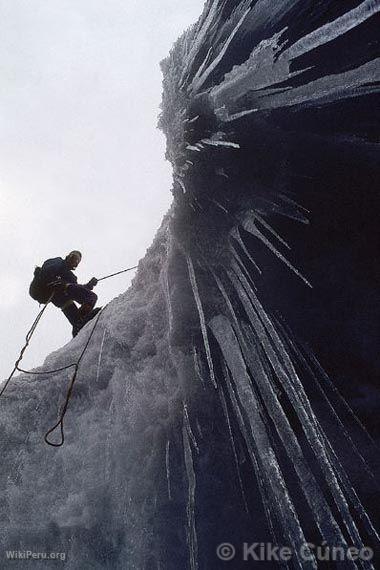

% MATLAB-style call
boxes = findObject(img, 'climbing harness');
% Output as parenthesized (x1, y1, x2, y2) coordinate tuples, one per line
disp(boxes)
(1, 261, 138, 446)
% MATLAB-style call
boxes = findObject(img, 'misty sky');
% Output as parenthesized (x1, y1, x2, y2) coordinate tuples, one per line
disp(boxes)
(0, 0, 205, 381)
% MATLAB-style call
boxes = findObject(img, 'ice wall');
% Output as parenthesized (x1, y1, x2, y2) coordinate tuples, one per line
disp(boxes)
(1, 1, 380, 568)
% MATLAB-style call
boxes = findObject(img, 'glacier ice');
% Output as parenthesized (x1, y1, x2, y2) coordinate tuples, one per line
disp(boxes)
(1, 1, 380, 568)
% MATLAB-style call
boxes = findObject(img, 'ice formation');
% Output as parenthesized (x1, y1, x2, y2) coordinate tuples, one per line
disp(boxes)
(1, 1, 380, 568)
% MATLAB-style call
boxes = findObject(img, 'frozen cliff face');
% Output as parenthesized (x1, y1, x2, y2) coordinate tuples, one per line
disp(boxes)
(1, 1, 380, 568)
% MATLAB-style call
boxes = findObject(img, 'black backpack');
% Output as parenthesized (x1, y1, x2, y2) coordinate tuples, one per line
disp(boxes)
(29, 267, 54, 304)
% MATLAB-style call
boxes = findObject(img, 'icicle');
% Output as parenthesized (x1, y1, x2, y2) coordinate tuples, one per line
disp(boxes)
(209, 315, 316, 568)
(210, 29, 289, 103)
(166, 440, 172, 501)
(179, 0, 220, 87)
(160, 255, 173, 335)
(95, 328, 107, 385)
(190, 5, 252, 93)
(284, 0, 380, 62)
(175, 177, 187, 194)
(304, 344, 377, 446)
(218, 386, 249, 514)
(230, 226, 262, 274)
(276, 321, 377, 477)
(278, 193, 310, 215)
(252, 59, 380, 111)
(191, 47, 214, 86)
(209, 5, 379, 114)
(210, 199, 228, 214)
(201, 138, 240, 149)
(241, 213, 312, 287)
(223, 108, 258, 122)
(183, 403, 199, 454)
(212, 271, 350, 548)
(186, 144, 202, 152)
(183, 422, 199, 570)
(255, 192, 309, 224)
(239, 321, 350, 547)
(192, 346, 206, 388)
(230, 248, 260, 292)
(186, 255, 217, 388)
(195, 418, 203, 439)
(221, 363, 281, 552)
(252, 212, 291, 249)
(228, 264, 374, 550)
(321, 433, 380, 547)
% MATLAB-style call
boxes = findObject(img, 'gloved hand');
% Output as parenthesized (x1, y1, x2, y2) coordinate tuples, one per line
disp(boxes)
(86, 277, 98, 289)
(49, 277, 67, 291)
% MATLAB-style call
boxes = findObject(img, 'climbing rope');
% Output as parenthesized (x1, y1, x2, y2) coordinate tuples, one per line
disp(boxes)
(98, 264, 138, 282)
(0, 293, 54, 398)
(44, 309, 103, 447)
(0, 303, 103, 447)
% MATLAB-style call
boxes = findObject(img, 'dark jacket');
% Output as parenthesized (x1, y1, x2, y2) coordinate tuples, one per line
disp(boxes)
(41, 257, 78, 285)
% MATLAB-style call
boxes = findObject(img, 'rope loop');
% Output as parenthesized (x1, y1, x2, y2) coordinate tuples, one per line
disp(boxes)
(0, 294, 54, 398)
(1, 300, 103, 447)
(43, 311, 102, 447)
(44, 419, 65, 447)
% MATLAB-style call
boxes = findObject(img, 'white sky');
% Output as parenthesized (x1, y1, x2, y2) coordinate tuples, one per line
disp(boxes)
(0, 0, 205, 380)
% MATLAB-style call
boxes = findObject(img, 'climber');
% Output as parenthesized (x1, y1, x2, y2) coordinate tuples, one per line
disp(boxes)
(31, 251, 100, 336)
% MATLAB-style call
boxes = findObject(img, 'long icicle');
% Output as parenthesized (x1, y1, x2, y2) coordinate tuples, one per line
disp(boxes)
(187, 255, 217, 388)
(228, 262, 379, 550)
(209, 315, 316, 569)
(211, 269, 349, 549)
(183, 416, 199, 570)
(218, 385, 249, 514)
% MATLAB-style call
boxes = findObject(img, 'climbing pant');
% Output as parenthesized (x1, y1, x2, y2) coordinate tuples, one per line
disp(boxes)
(52, 283, 97, 325)
(61, 302, 80, 327)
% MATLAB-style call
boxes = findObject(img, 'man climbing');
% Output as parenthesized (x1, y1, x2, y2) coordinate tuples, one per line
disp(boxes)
(39, 251, 100, 336)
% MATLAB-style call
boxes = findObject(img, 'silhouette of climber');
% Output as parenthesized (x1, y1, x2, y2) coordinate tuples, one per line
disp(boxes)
(41, 251, 99, 336)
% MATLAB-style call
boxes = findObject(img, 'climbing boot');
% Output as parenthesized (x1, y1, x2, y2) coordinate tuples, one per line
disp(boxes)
(61, 301, 80, 327)
(78, 303, 94, 319)
(72, 307, 102, 337)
